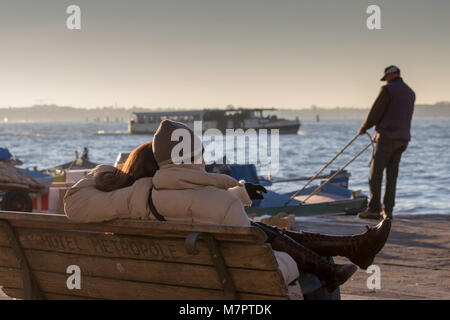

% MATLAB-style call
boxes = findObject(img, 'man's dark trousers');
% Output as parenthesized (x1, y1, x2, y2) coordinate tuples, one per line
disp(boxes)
(368, 136, 408, 215)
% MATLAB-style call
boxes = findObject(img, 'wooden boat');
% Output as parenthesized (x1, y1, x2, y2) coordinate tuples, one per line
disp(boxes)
(44, 148, 98, 173)
(44, 155, 98, 176)
(0, 147, 23, 166)
(0, 163, 44, 193)
(49, 158, 98, 170)
(205, 163, 367, 217)
(0, 162, 45, 212)
(247, 180, 367, 216)
(246, 197, 367, 217)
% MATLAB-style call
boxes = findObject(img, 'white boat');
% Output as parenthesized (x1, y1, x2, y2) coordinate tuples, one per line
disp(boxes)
(128, 108, 300, 134)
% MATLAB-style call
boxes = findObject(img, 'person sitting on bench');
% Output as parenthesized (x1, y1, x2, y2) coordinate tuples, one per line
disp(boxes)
(64, 120, 391, 298)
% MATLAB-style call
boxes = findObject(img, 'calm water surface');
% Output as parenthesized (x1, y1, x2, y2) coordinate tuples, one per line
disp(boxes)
(1, 118, 449, 215)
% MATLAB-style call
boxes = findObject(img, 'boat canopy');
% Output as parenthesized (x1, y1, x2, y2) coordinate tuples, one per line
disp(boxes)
(132, 110, 204, 124)
(132, 110, 204, 117)
(0, 148, 12, 161)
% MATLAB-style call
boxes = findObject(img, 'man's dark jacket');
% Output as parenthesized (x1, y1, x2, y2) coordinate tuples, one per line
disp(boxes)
(360, 77, 415, 141)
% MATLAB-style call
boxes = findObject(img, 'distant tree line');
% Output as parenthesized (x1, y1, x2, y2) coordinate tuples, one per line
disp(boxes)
(0, 102, 449, 122)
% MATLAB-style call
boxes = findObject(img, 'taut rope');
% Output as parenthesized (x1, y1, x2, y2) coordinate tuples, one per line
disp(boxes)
(284, 132, 374, 207)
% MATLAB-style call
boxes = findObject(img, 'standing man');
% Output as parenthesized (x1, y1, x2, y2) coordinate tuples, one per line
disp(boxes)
(358, 66, 415, 220)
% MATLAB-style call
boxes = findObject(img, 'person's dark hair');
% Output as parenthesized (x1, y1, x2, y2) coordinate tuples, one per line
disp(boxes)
(94, 142, 158, 192)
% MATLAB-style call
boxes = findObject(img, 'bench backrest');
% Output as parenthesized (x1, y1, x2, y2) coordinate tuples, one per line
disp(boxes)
(0, 211, 288, 300)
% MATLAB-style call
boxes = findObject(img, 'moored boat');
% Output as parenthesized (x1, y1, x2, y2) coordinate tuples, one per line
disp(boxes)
(205, 163, 367, 217)
(43, 148, 99, 174)
(0, 162, 45, 212)
(48, 158, 99, 171)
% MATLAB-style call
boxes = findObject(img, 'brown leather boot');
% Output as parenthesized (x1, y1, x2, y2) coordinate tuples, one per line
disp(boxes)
(252, 222, 357, 293)
(284, 219, 391, 269)
(270, 234, 357, 293)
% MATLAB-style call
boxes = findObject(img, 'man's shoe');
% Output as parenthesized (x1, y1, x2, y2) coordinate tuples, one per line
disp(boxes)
(357, 208, 382, 220)
(381, 210, 393, 220)
(284, 219, 392, 269)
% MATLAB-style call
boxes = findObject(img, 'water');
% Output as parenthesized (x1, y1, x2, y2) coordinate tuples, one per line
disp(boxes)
(1, 118, 449, 215)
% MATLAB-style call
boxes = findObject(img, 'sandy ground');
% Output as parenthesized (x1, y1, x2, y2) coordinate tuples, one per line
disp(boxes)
(1, 213, 449, 300)
(295, 213, 450, 300)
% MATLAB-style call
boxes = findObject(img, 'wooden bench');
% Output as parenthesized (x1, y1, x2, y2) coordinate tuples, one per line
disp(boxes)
(0, 211, 291, 300)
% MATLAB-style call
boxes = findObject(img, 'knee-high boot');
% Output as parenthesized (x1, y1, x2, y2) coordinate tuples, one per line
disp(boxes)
(283, 219, 391, 270)
(253, 222, 357, 293)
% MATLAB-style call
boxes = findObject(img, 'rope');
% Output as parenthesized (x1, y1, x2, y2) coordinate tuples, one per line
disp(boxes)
(283, 133, 359, 206)
(367, 132, 376, 167)
(284, 132, 374, 207)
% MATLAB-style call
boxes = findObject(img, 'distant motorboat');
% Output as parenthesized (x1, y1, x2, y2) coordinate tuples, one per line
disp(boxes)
(128, 108, 301, 134)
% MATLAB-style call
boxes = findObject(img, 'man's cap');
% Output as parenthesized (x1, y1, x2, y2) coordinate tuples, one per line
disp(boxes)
(381, 65, 400, 81)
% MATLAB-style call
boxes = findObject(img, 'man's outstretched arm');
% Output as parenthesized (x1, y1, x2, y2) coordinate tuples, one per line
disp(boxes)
(359, 87, 390, 134)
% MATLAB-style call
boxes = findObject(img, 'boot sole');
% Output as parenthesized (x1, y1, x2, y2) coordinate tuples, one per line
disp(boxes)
(323, 264, 358, 293)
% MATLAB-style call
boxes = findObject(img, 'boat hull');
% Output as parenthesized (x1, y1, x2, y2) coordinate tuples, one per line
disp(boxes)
(246, 197, 367, 217)
(270, 122, 301, 134)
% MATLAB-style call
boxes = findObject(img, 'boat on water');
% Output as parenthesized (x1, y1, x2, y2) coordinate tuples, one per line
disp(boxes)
(47, 158, 98, 171)
(205, 163, 367, 217)
(0, 147, 23, 166)
(128, 108, 301, 134)
(0, 147, 48, 212)
(43, 148, 99, 174)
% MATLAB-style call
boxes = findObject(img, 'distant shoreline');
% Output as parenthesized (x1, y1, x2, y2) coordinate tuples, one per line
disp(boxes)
(1, 103, 449, 122)
(2, 116, 450, 124)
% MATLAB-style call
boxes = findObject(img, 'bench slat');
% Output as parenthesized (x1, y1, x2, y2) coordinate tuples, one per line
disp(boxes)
(0, 247, 286, 296)
(0, 227, 278, 270)
(2, 287, 96, 300)
(0, 212, 266, 243)
(0, 267, 287, 300)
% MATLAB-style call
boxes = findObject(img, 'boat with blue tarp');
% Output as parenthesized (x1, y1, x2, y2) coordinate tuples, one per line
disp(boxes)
(205, 163, 367, 216)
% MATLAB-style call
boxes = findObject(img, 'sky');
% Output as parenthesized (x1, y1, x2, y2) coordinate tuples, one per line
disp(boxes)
(1, 0, 449, 109)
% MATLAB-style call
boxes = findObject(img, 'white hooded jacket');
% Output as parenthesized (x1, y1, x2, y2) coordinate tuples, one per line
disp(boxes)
(64, 164, 301, 296)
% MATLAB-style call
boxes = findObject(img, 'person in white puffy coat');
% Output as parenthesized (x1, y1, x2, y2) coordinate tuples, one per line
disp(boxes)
(64, 130, 303, 299)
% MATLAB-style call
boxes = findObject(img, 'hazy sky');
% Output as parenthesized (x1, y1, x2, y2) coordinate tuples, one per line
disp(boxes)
(1, 0, 449, 109)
